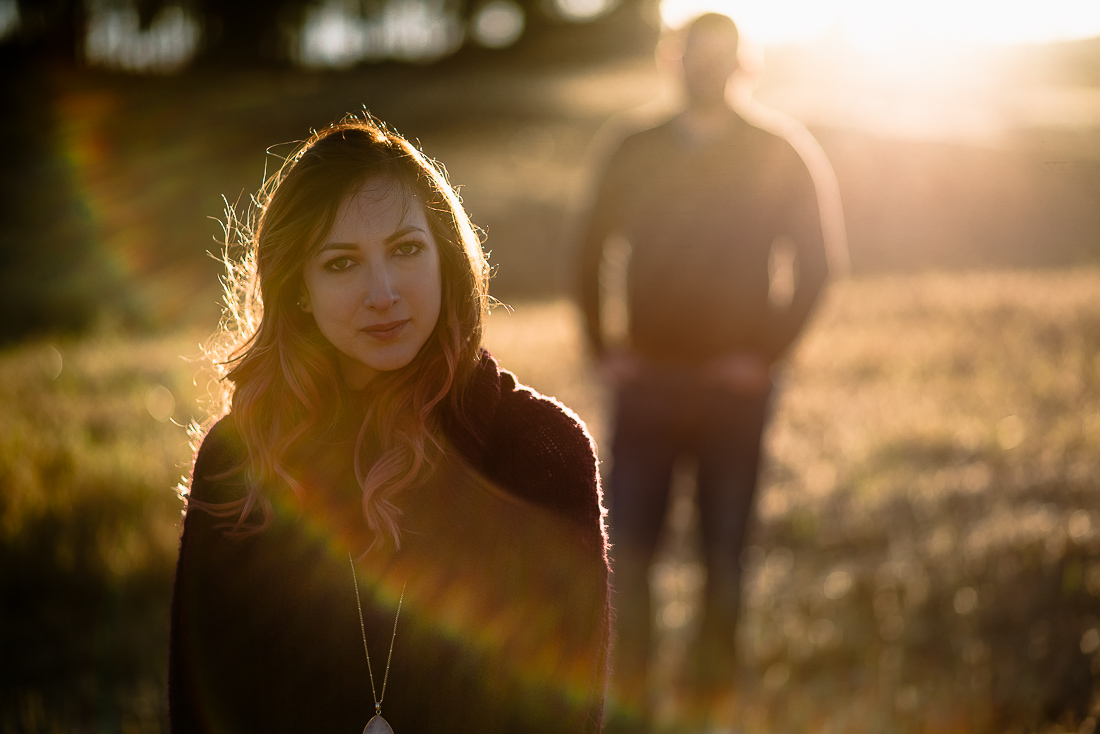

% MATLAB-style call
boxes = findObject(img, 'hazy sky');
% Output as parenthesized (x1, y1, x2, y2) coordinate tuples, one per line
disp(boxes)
(660, 0, 1100, 48)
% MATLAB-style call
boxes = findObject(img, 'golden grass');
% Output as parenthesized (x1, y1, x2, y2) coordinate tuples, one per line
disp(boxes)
(3, 269, 1100, 732)
(494, 269, 1100, 733)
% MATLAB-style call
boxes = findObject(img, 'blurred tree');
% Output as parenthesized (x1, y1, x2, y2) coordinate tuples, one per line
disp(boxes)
(11, 0, 86, 66)
(0, 0, 123, 341)
(190, 0, 306, 66)
(0, 0, 658, 70)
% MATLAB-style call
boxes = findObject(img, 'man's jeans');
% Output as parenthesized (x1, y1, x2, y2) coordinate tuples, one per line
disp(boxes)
(606, 363, 771, 719)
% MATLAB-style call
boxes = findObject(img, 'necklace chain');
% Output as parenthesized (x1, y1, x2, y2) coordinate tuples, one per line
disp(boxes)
(349, 553, 405, 716)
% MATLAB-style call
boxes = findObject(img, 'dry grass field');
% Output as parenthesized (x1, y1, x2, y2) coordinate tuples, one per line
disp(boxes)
(3, 268, 1100, 732)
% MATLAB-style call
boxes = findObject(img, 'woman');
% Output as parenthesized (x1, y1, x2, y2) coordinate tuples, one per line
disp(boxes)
(169, 117, 610, 733)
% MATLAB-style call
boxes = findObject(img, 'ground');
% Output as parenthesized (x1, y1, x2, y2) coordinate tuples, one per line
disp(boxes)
(3, 269, 1099, 732)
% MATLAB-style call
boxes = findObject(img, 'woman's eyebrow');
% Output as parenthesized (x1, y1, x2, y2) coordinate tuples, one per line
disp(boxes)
(317, 226, 426, 253)
(316, 241, 358, 253)
(383, 225, 427, 244)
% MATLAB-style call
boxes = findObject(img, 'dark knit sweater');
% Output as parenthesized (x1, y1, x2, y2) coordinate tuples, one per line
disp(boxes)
(578, 113, 829, 365)
(168, 351, 609, 733)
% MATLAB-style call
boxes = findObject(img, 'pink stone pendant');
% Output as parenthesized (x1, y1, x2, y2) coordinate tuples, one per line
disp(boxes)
(363, 715, 394, 734)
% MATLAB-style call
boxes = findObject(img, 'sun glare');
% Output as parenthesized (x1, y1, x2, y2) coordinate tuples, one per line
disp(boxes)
(659, 0, 832, 44)
(658, 0, 1100, 142)
(659, 0, 1100, 48)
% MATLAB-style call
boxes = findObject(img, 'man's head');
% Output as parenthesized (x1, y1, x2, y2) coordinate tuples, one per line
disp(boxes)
(680, 13, 740, 107)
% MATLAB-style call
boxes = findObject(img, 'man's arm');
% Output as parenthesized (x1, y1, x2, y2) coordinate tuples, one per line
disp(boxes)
(576, 141, 631, 359)
(766, 148, 830, 361)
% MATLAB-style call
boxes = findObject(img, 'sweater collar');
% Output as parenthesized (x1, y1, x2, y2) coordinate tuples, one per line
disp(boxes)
(441, 349, 503, 469)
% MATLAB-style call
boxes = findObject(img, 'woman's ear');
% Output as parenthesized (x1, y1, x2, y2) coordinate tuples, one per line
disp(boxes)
(297, 289, 312, 314)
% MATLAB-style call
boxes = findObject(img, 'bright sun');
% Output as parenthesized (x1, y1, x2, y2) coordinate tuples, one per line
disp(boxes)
(657, 0, 1100, 142)
(659, 0, 1100, 49)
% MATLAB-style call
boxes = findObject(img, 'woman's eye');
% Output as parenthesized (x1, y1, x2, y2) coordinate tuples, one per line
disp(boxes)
(394, 241, 424, 257)
(324, 256, 354, 272)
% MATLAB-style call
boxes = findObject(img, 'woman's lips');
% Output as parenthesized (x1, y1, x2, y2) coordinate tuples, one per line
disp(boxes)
(361, 320, 408, 341)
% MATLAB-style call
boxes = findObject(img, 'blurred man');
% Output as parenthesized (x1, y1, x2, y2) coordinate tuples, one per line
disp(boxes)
(576, 13, 831, 732)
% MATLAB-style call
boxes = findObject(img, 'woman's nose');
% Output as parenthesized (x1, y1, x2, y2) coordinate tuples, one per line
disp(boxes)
(364, 266, 399, 310)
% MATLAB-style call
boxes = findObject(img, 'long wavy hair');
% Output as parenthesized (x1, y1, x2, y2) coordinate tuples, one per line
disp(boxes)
(193, 116, 490, 546)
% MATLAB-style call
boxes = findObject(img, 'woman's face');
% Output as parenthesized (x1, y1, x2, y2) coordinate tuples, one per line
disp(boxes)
(300, 177, 443, 389)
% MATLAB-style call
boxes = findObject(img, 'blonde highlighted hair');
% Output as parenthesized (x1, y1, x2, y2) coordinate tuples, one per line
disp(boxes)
(193, 115, 490, 546)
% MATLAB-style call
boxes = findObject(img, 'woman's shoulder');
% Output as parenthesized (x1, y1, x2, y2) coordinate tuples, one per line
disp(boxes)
(186, 414, 248, 504)
(494, 369, 596, 464)
(194, 414, 245, 467)
(469, 353, 602, 522)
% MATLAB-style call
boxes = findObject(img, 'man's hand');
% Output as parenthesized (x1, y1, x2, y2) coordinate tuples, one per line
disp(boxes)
(702, 352, 771, 394)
